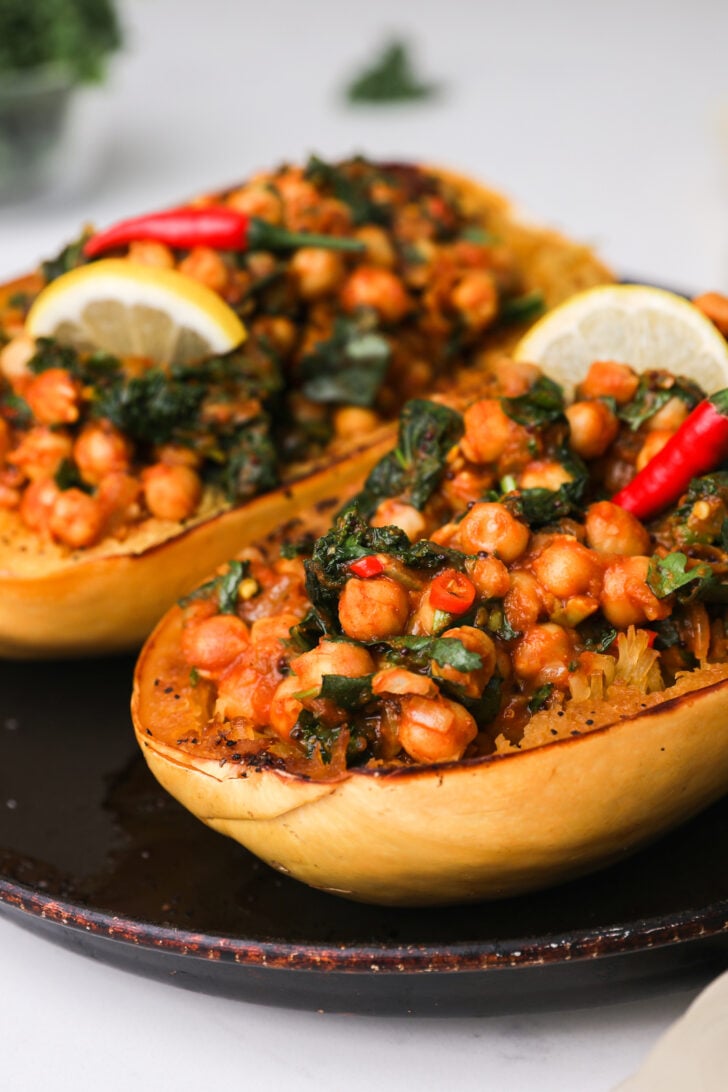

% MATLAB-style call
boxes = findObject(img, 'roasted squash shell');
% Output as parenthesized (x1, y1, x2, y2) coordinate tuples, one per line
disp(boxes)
(132, 588, 728, 907)
(0, 168, 612, 658)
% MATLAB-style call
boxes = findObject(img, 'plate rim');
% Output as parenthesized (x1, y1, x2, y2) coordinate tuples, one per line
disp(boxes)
(2, 874, 727, 974)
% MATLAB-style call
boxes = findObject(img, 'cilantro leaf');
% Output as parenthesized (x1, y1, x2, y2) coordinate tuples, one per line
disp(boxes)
(647, 552, 714, 599)
(528, 684, 554, 714)
(385, 635, 483, 673)
(345, 41, 439, 104)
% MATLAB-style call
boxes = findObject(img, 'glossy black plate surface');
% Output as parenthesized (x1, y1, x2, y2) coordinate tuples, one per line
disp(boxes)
(1, 655, 727, 1015)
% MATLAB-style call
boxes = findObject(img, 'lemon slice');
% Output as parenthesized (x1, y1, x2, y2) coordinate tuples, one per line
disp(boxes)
(514, 284, 728, 397)
(26, 259, 246, 366)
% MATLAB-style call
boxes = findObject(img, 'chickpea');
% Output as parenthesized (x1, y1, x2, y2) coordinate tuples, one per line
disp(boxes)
(371, 499, 427, 542)
(372, 668, 438, 698)
(338, 575, 410, 642)
(74, 421, 132, 485)
(467, 556, 510, 600)
(490, 359, 542, 398)
(226, 185, 282, 224)
(49, 488, 105, 548)
(0, 482, 19, 509)
(178, 247, 229, 294)
(458, 502, 530, 562)
(693, 292, 728, 336)
(289, 247, 345, 300)
(504, 571, 549, 631)
(249, 612, 302, 644)
(25, 368, 81, 425)
(585, 500, 651, 556)
(646, 396, 689, 432)
(451, 270, 498, 331)
(550, 595, 600, 627)
(600, 556, 671, 628)
(519, 460, 574, 492)
(269, 676, 304, 740)
(155, 444, 201, 469)
(578, 361, 639, 405)
(512, 623, 573, 689)
(96, 471, 142, 528)
(355, 225, 396, 268)
(0, 333, 35, 388)
(340, 266, 412, 324)
(398, 695, 477, 764)
(181, 614, 250, 675)
(0, 418, 10, 463)
(441, 466, 496, 508)
(291, 638, 375, 693)
(251, 315, 297, 356)
(215, 639, 286, 725)
(19, 478, 61, 533)
(432, 626, 496, 698)
(9, 426, 72, 480)
(127, 240, 175, 268)
(565, 400, 619, 459)
(142, 463, 202, 522)
(636, 429, 674, 472)
(532, 538, 603, 598)
(460, 399, 523, 465)
(333, 405, 381, 440)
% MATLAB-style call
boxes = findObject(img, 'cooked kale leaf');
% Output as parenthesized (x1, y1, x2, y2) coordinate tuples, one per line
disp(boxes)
(618, 374, 702, 431)
(179, 560, 249, 614)
(300, 315, 390, 406)
(501, 376, 565, 428)
(304, 156, 391, 225)
(94, 368, 205, 444)
(304, 508, 468, 632)
(350, 398, 464, 516)
(319, 673, 374, 711)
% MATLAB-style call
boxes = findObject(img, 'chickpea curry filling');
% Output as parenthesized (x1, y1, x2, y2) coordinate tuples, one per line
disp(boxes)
(0, 158, 558, 549)
(161, 353, 728, 776)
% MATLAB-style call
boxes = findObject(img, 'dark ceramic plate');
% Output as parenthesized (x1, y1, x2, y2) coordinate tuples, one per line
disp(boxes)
(1, 655, 727, 1016)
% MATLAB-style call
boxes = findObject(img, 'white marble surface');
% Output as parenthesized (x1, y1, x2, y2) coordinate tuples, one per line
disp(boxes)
(1, 1, 728, 1088)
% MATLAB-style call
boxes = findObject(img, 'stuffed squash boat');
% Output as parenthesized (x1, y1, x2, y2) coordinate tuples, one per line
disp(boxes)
(0, 156, 612, 658)
(133, 340, 728, 906)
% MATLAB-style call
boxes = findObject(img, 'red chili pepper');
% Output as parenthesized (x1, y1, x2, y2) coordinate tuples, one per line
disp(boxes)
(612, 388, 728, 520)
(429, 569, 476, 614)
(349, 555, 385, 578)
(83, 206, 365, 259)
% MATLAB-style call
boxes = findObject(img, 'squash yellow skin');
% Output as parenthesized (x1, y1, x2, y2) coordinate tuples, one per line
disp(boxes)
(132, 605, 728, 907)
(0, 170, 612, 658)
(0, 431, 393, 658)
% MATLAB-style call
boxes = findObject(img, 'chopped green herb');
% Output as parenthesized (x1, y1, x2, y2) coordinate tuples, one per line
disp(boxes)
(345, 40, 439, 105)
(54, 458, 90, 493)
(498, 291, 545, 327)
(304, 156, 391, 226)
(647, 552, 714, 600)
(291, 710, 342, 764)
(528, 684, 554, 714)
(385, 635, 483, 673)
